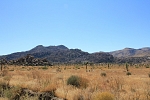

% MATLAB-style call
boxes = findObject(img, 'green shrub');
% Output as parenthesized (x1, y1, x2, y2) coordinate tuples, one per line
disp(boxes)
(67, 75, 88, 88)
(146, 65, 149, 68)
(67, 75, 80, 87)
(4, 86, 21, 99)
(126, 72, 131, 76)
(42, 66, 48, 70)
(148, 73, 150, 78)
(135, 66, 139, 68)
(93, 92, 114, 100)
(101, 72, 106, 77)
(9, 69, 14, 71)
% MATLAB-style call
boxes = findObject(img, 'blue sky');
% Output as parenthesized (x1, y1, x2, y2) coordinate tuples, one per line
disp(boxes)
(0, 0, 150, 55)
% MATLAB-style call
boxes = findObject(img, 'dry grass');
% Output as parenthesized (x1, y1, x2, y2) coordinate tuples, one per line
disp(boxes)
(0, 64, 150, 99)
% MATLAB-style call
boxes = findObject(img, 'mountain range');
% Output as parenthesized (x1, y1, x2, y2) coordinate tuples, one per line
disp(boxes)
(0, 45, 114, 64)
(0, 45, 150, 64)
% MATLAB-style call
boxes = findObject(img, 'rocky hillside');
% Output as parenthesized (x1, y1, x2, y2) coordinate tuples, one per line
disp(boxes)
(0, 45, 114, 64)
(109, 47, 150, 57)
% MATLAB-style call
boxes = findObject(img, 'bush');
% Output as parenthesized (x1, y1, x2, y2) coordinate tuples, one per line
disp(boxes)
(126, 72, 131, 76)
(93, 92, 114, 100)
(4, 86, 21, 99)
(146, 65, 149, 68)
(2, 70, 8, 76)
(67, 75, 88, 88)
(42, 66, 48, 70)
(101, 72, 106, 77)
(67, 75, 80, 87)
(148, 73, 150, 78)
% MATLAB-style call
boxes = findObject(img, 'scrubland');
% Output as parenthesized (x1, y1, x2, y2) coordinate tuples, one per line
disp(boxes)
(0, 64, 150, 100)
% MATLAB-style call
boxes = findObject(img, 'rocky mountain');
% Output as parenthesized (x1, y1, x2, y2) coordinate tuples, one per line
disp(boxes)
(1, 45, 150, 64)
(109, 47, 150, 58)
(0, 45, 114, 64)
(0, 45, 69, 60)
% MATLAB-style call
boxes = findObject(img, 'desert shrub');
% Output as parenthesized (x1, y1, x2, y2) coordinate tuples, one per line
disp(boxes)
(135, 66, 139, 68)
(126, 72, 131, 76)
(67, 75, 80, 87)
(73, 93, 84, 100)
(42, 66, 48, 70)
(79, 76, 89, 88)
(22, 66, 25, 69)
(2, 70, 8, 76)
(56, 68, 61, 72)
(9, 69, 14, 71)
(92, 92, 114, 100)
(145, 65, 149, 68)
(0, 80, 7, 91)
(101, 72, 106, 77)
(67, 75, 88, 88)
(4, 86, 21, 100)
(148, 73, 150, 78)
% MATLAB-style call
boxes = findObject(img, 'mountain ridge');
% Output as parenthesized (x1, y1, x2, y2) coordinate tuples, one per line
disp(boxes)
(0, 45, 114, 63)
(0, 45, 150, 64)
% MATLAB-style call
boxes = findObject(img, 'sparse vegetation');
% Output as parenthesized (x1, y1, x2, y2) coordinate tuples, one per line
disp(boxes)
(0, 64, 149, 99)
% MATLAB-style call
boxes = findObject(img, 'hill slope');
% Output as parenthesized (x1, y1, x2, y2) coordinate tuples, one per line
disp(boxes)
(109, 47, 150, 57)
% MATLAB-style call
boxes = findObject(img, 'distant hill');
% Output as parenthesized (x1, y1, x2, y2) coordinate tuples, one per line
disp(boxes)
(0, 45, 114, 64)
(1, 45, 150, 64)
(0, 45, 69, 61)
(109, 47, 150, 57)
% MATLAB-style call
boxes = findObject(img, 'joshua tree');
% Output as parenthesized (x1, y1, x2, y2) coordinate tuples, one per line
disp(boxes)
(0, 60, 2, 71)
(84, 61, 88, 72)
(126, 63, 129, 71)
(0, 59, 7, 71)
(108, 63, 110, 69)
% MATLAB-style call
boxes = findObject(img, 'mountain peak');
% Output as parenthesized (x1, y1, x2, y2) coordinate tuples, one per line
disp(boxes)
(35, 45, 44, 48)
(30, 45, 47, 53)
(57, 45, 69, 50)
(123, 48, 134, 50)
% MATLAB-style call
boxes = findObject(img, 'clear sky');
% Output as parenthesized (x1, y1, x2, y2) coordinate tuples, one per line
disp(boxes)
(0, 0, 150, 55)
